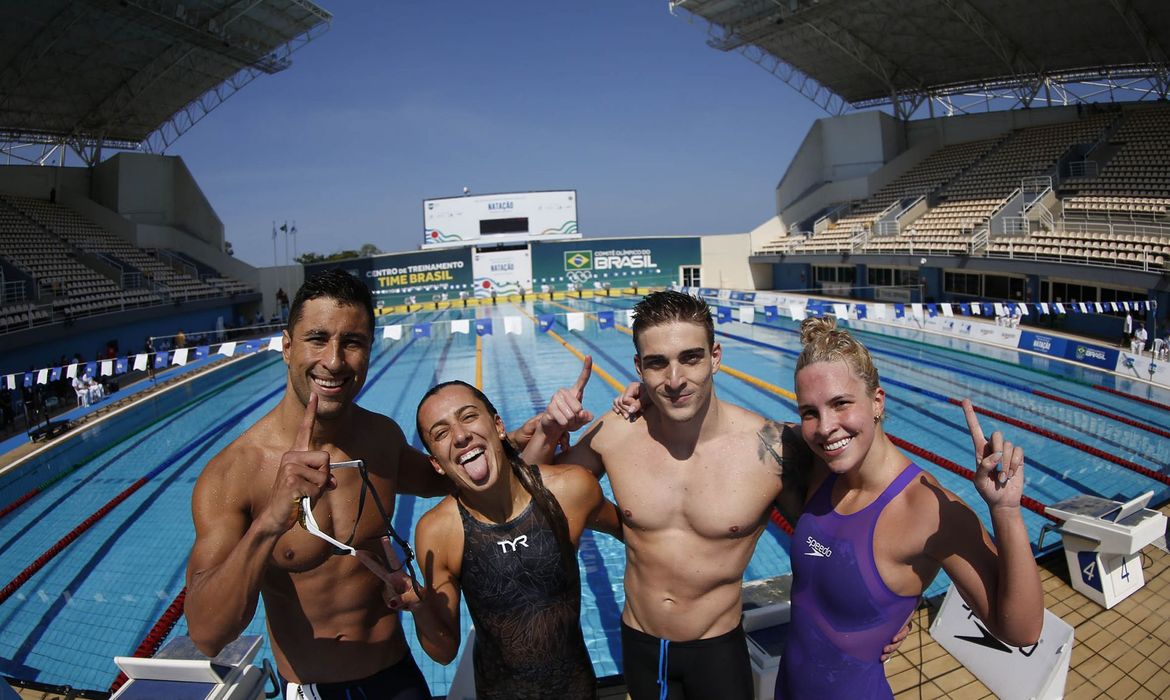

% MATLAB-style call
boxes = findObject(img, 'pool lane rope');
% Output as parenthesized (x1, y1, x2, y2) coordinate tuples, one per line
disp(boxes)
(1093, 383, 1170, 413)
(741, 316, 1170, 439)
(108, 588, 187, 694)
(708, 327, 1170, 489)
(535, 303, 1061, 526)
(0, 474, 153, 605)
(0, 465, 80, 520)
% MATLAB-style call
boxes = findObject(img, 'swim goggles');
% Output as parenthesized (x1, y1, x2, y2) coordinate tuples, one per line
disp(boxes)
(297, 459, 420, 594)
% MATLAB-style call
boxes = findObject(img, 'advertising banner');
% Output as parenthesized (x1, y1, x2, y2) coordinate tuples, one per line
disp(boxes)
(530, 237, 700, 292)
(1064, 341, 1118, 370)
(1018, 331, 1069, 359)
(307, 248, 474, 309)
(472, 248, 532, 297)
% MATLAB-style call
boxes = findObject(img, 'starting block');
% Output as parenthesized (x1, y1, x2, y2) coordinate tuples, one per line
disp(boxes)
(111, 635, 272, 700)
(741, 575, 792, 700)
(1043, 491, 1168, 609)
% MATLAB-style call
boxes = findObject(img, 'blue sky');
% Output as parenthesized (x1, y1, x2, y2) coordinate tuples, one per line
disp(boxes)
(172, 2, 825, 268)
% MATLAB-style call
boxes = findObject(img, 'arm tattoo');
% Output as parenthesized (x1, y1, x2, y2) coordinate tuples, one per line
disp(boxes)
(757, 419, 786, 476)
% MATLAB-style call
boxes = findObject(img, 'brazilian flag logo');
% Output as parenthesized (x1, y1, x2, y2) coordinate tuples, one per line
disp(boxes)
(565, 251, 592, 271)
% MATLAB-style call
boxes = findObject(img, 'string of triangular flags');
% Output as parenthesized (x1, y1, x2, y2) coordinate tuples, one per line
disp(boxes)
(379, 310, 638, 340)
(3, 337, 281, 391)
(9, 299, 1155, 390)
(719, 298, 1157, 324)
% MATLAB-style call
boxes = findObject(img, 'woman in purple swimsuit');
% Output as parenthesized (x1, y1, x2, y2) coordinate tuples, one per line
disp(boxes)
(774, 316, 1044, 699)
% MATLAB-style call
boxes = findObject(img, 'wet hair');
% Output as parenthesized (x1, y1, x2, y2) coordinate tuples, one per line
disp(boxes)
(631, 290, 714, 353)
(416, 381, 578, 578)
(795, 315, 881, 396)
(288, 268, 375, 338)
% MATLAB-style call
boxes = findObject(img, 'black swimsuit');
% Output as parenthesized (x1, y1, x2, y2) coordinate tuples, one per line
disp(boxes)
(457, 473, 596, 699)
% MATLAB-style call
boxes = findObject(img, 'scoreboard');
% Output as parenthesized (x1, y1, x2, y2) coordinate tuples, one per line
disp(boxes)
(423, 190, 579, 248)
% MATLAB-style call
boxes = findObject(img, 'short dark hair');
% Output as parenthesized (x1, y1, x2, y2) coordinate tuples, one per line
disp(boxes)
(631, 290, 714, 353)
(288, 268, 375, 338)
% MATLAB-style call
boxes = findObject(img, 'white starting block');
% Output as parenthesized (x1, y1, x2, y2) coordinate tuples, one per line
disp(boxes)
(930, 584, 1073, 700)
(741, 575, 792, 700)
(111, 635, 271, 700)
(1043, 491, 1168, 609)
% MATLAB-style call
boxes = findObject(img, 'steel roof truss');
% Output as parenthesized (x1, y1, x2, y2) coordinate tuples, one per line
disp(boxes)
(801, 17, 927, 119)
(935, 0, 1047, 107)
(1106, 0, 1170, 98)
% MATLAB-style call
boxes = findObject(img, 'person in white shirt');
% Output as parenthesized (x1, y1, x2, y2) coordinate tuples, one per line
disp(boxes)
(81, 372, 104, 403)
(1131, 322, 1148, 355)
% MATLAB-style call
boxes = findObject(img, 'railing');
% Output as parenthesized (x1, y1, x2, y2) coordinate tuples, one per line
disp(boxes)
(1068, 160, 1099, 178)
(999, 216, 1029, 236)
(1021, 176, 1052, 194)
(814, 201, 853, 231)
(850, 225, 869, 252)
(156, 250, 199, 279)
(1059, 218, 1170, 239)
(970, 229, 990, 255)
(2, 280, 28, 304)
(984, 246, 1165, 273)
(1036, 202, 1055, 232)
(875, 221, 899, 236)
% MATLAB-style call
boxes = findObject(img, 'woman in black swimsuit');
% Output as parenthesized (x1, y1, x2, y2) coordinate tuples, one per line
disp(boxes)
(407, 381, 621, 700)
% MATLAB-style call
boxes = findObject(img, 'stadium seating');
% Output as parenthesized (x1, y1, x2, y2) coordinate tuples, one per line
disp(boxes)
(769, 103, 1170, 271)
(0, 194, 255, 334)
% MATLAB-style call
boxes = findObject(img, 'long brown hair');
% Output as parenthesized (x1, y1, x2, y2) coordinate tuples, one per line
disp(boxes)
(416, 381, 578, 578)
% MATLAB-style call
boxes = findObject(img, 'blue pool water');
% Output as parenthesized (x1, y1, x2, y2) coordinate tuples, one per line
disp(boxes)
(1, 297, 1168, 692)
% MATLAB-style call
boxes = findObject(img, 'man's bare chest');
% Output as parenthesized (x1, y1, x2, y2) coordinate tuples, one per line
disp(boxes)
(606, 453, 777, 539)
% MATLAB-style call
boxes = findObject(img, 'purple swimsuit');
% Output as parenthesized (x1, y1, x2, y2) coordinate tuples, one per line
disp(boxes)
(775, 464, 922, 699)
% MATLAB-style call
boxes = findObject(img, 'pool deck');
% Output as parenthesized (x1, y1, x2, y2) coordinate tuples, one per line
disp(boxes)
(5, 324, 1169, 699)
(11, 511, 1169, 699)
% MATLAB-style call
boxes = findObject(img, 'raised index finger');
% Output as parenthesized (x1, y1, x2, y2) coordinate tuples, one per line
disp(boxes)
(294, 392, 318, 451)
(572, 355, 593, 399)
(961, 399, 985, 449)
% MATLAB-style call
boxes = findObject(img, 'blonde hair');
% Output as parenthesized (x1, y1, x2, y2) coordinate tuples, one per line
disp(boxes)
(795, 315, 880, 396)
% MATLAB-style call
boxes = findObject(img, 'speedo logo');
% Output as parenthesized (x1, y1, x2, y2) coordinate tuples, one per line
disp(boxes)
(805, 536, 832, 558)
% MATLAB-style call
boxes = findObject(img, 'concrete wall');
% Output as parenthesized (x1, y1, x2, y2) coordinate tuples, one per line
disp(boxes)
(0, 165, 90, 200)
(91, 153, 224, 250)
(775, 111, 906, 216)
(748, 216, 787, 251)
(700, 233, 771, 290)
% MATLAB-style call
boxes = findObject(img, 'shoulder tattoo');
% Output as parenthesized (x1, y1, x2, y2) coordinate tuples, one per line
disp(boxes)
(756, 419, 785, 475)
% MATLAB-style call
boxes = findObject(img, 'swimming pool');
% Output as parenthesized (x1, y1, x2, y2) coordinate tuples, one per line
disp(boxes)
(1, 296, 1168, 693)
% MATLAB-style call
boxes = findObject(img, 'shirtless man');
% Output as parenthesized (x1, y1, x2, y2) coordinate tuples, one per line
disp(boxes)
(526, 290, 811, 699)
(187, 269, 517, 698)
